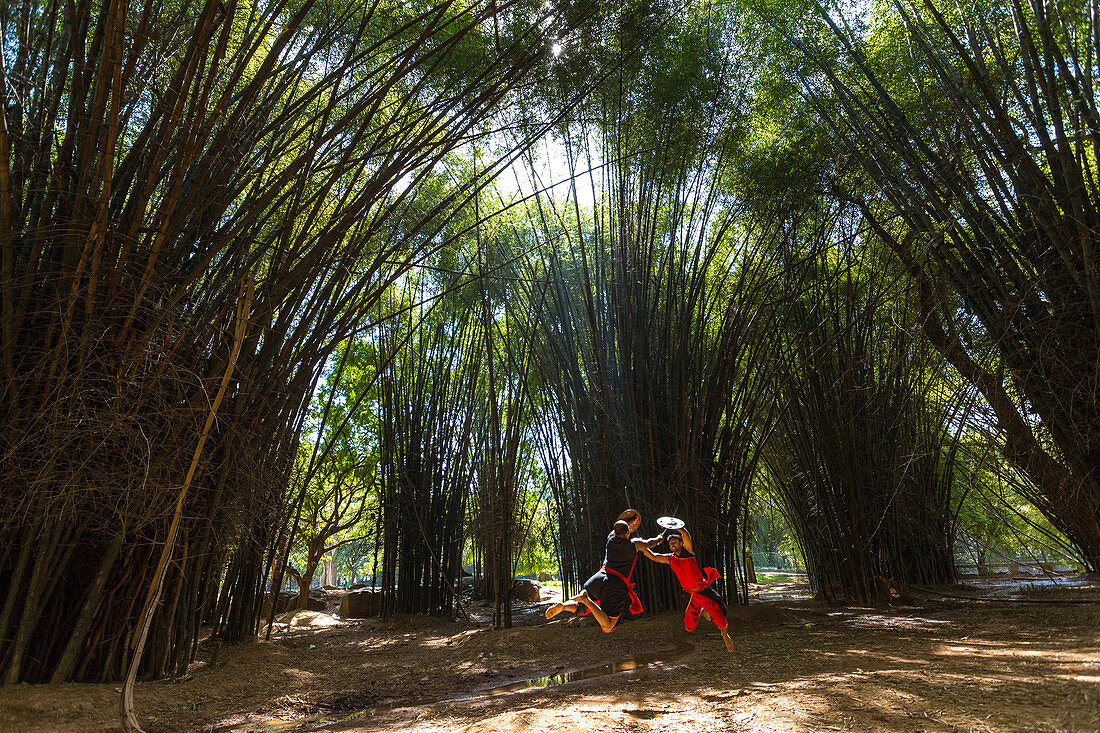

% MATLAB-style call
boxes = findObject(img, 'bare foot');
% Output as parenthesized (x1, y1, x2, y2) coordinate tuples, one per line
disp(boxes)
(722, 629, 734, 652)
(545, 603, 564, 620)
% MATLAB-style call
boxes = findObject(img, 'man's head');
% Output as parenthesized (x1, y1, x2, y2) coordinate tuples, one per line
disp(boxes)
(613, 520, 631, 539)
(665, 531, 683, 553)
(617, 508, 641, 533)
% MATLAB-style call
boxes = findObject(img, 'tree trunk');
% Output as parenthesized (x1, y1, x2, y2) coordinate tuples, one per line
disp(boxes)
(744, 551, 757, 585)
(322, 556, 337, 587)
(297, 557, 321, 611)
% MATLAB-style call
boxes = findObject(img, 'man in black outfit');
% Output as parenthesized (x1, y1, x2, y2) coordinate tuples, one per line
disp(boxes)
(544, 510, 662, 633)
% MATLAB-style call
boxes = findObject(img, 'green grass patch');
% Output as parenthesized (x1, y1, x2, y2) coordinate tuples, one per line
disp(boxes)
(752, 573, 802, 584)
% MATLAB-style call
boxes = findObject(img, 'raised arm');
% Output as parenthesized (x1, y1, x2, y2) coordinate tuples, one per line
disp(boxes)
(631, 535, 662, 550)
(641, 546, 670, 564)
(680, 526, 694, 554)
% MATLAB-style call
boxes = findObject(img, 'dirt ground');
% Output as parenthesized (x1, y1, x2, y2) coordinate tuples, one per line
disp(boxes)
(2, 579, 1098, 733)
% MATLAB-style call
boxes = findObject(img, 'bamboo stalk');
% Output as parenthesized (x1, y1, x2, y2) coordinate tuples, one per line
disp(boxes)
(120, 277, 250, 733)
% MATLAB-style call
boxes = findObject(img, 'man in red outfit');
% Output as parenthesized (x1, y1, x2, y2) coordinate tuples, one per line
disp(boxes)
(642, 525, 735, 651)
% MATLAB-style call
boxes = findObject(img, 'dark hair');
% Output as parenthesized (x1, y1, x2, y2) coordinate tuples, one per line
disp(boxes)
(613, 520, 631, 538)
(665, 530, 683, 542)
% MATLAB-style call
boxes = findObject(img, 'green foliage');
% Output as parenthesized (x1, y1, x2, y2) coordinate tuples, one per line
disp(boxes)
(515, 493, 560, 576)
(750, 489, 799, 559)
(952, 440, 1081, 571)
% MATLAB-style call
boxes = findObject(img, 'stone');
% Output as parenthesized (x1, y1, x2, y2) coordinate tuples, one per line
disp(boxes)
(340, 588, 382, 618)
(512, 578, 541, 603)
(261, 590, 298, 616)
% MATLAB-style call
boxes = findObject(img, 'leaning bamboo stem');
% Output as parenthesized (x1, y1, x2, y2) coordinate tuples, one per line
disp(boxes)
(120, 277, 252, 733)
(50, 531, 126, 683)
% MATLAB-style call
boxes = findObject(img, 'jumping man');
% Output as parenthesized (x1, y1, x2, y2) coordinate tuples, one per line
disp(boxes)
(545, 509, 662, 633)
(642, 524, 735, 651)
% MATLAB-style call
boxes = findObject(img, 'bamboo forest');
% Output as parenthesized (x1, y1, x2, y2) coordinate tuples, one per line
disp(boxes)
(0, 0, 1098, 730)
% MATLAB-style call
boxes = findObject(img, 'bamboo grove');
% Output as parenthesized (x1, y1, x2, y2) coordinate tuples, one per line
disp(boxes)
(524, 63, 794, 609)
(0, 0, 589, 685)
(1, 0, 1097, 695)
(774, 0, 1100, 569)
(763, 225, 966, 603)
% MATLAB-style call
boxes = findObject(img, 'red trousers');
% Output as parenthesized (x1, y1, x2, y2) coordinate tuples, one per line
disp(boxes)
(684, 590, 727, 631)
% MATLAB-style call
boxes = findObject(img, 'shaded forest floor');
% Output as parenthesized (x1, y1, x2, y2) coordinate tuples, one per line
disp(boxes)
(2, 578, 1098, 732)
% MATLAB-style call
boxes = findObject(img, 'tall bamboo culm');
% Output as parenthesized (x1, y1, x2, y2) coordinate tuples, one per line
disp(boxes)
(376, 301, 481, 617)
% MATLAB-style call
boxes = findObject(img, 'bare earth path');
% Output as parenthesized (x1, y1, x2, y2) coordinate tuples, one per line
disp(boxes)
(1, 582, 1098, 732)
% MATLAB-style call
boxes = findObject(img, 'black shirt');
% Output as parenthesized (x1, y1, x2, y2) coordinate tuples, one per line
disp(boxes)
(603, 535, 635, 577)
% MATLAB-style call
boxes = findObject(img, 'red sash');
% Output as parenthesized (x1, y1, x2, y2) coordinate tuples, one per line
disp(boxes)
(601, 553, 644, 615)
